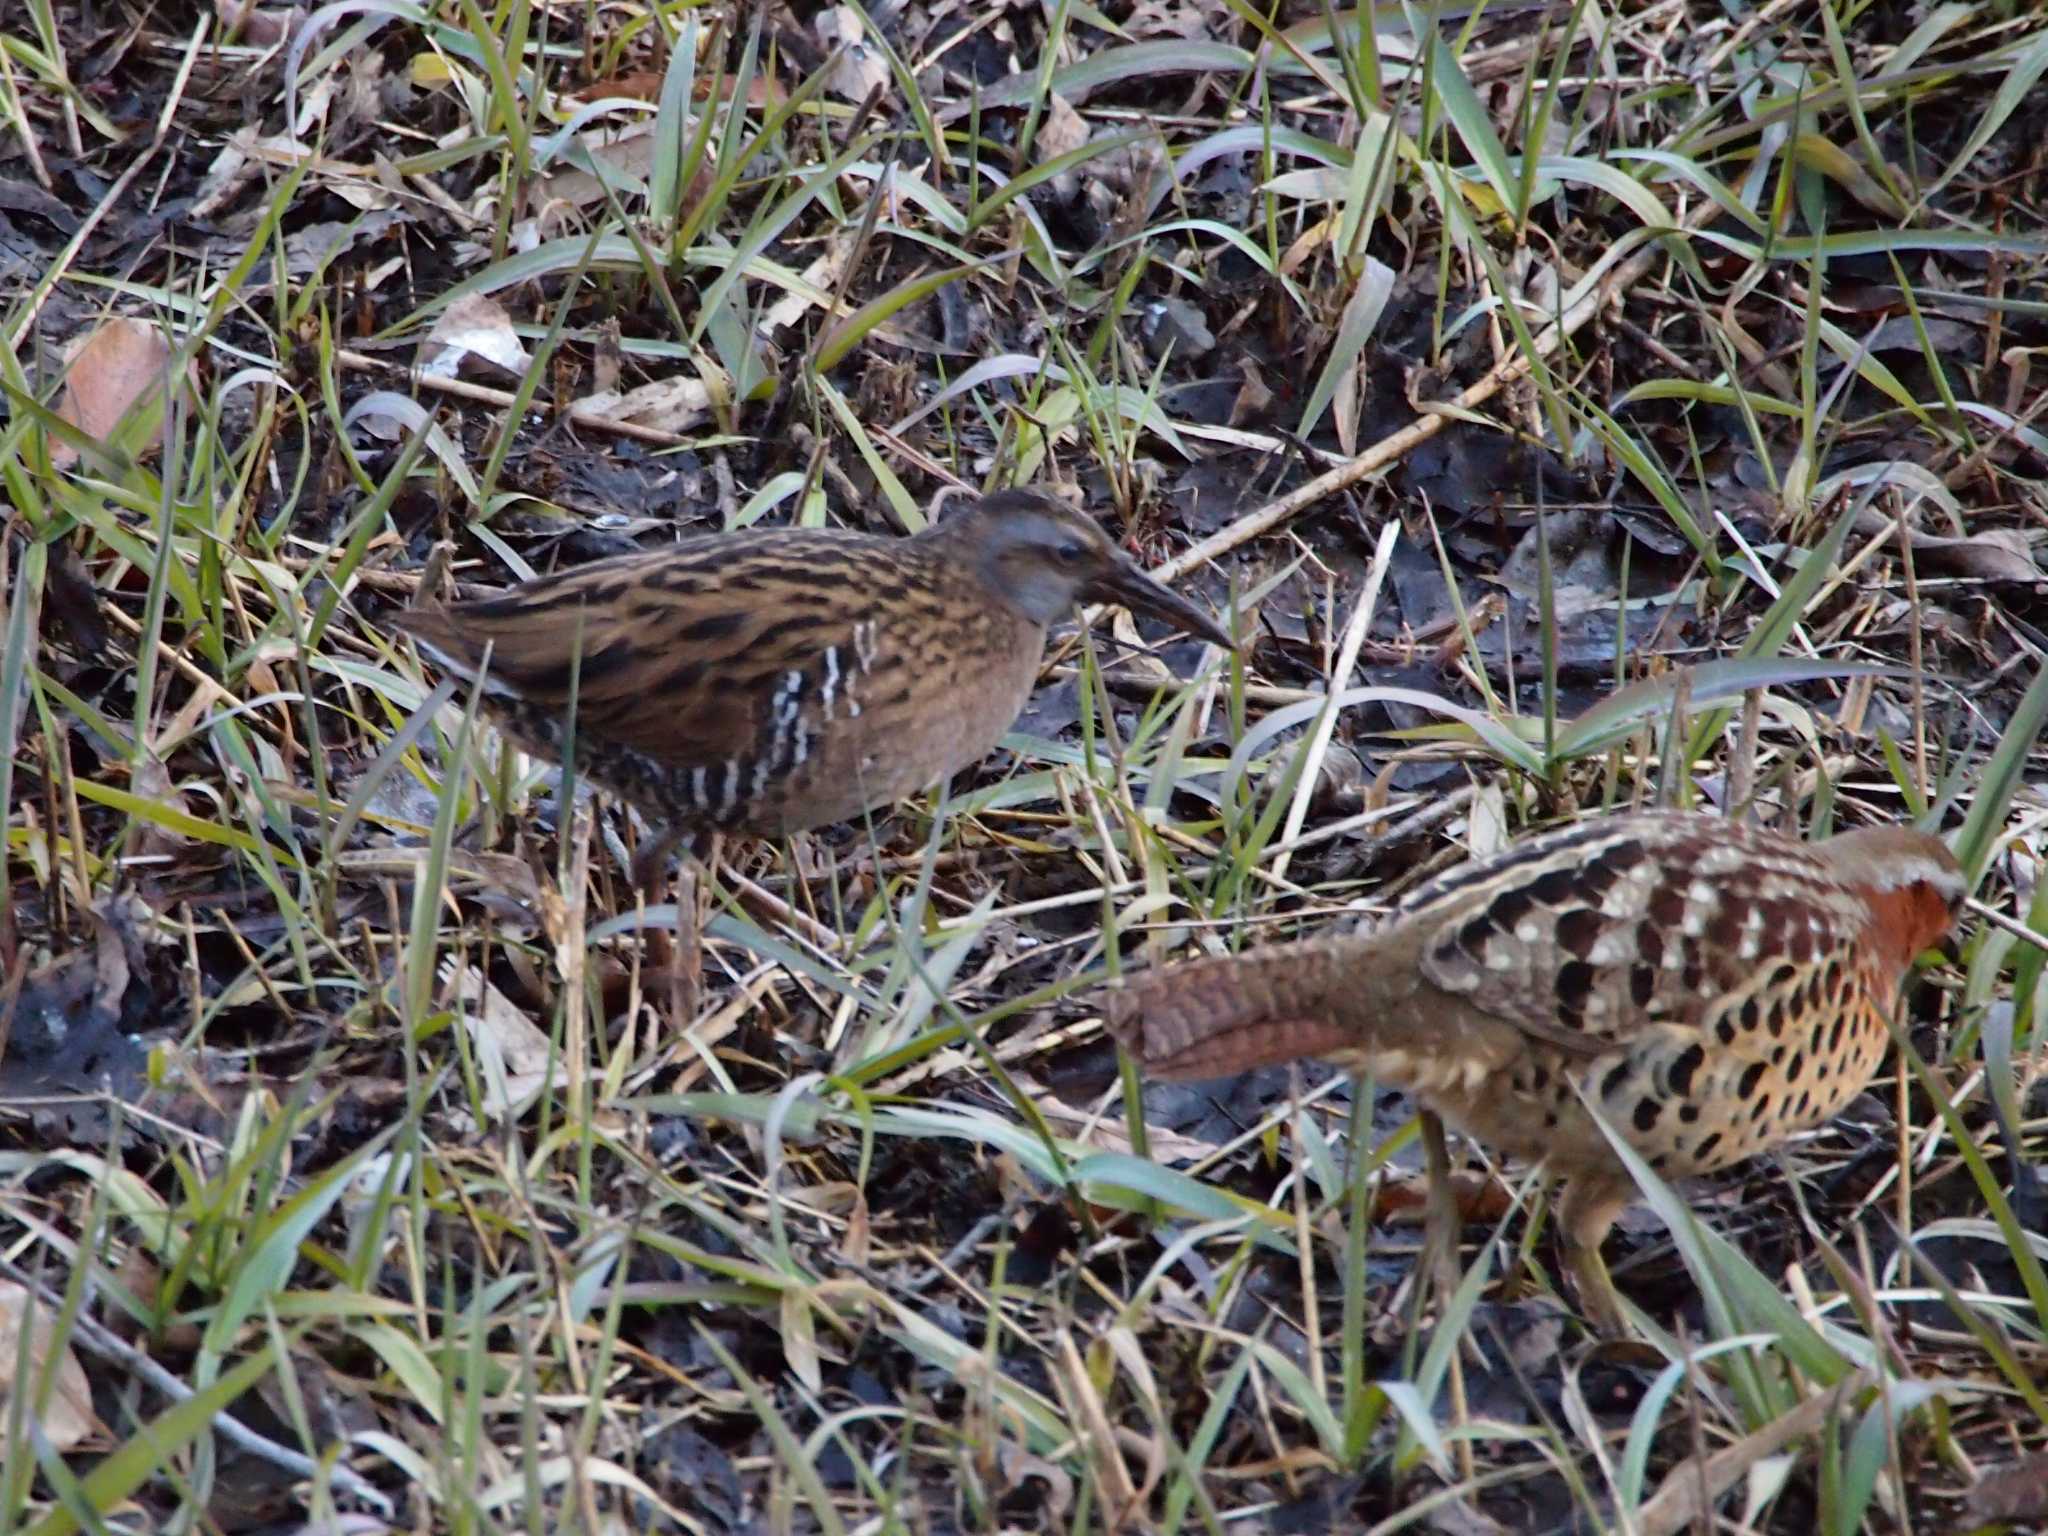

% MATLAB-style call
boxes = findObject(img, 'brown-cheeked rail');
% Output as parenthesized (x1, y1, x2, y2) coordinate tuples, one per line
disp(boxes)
(1102, 811, 1964, 1334)
(393, 488, 1235, 889)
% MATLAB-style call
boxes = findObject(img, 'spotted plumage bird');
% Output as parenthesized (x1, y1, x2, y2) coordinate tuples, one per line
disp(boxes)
(393, 488, 1233, 882)
(1103, 811, 1964, 1333)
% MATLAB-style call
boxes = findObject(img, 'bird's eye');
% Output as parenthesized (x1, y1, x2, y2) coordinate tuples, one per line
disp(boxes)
(1055, 540, 1087, 564)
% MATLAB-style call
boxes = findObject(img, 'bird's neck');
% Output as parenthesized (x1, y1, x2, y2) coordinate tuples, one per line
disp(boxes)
(914, 509, 985, 553)
(1848, 880, 1952, 979)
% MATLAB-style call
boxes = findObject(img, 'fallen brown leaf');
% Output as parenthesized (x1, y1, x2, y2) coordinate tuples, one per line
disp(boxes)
(576, 375, 714, 434)
(816, 6, 890, 103)
(419, 293, 533, 381)
(566, 70, 664, 103)
(1852, 507, 2041, 584)
(1036, 92, 1090, 163)
(51, 317, 197, 469)
(0, 1280, 100, 1453)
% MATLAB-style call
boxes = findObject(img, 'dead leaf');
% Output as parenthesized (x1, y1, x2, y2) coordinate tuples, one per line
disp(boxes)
(1918, 526, 2040, 584)
(762, 231, 853, 334)
(697, 72, 785, 109)
(51, 318, 197, 469)
(1009, 1073, 1221, 1163)
(1365, 1168, 1514, 1228)
(445, 963, 563, 1120)
(840, 1192, 871, 1266)
(419, 293, 532, 381)
(780, 1289, 822, 1393)
(0, 894, 155, 1110)
(39, 540, 109, 659)
(1138, 296, 1214, 362)
(332, 847, 541, 909)
(565, 70, 664, 103)
(282, 208, 403, 279)
(815, 6, 891, 103)
(575, 375, 713, 434)
(214, 0, 296, 46)
(130, 757, 192, 861)
(1229, 357, 1273, 427)
(995, 1442, 1075, 1522)
(537, 130, 659, 210)
(0, 1280, 99, 1453)
(1853, 508, 2042, 585)
(1636, 1372, 1878, 1536)
(1036, 92, 1089, 163)
(1467, 779, 1510, 859)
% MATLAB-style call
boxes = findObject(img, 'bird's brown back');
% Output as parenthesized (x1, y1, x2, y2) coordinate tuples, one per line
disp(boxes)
(393, 528, 1047, 838)
(1105, 812, 1962, 1183)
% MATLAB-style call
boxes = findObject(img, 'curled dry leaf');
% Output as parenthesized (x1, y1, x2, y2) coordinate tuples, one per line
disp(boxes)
(0, 892, 155, 1107)
(995, 1442, 1075, 1523)
(1035, 92, 1090, 164)
(840, 1191, 870, 1265)
(1011, 1072, 1221, 1163)
(538, 130, 658, 211)
(1229, 356, 1274, 427)
(0, 1280, 99, 1453)
(129, 756, 193, 861)
(1261, 738, 1365, 817)
(565, 70, 663, 103)
(815, 6, 891, 103)
(332, 847, 542, 910)
(190, 127, 275, 219)
(51, 317, 198, 469)
(419, 293, 533, 381)
(1854, 512, 2042, 585)
(763, 230, 853, 334)
(674, 64, 785, 110)
(1924, 527, 2041, 584)
(214, 0, 297, 46)
(1138, 296, 1214, 362)
(576, 375, 713, 435)
(444, 963, 563, 1121)
(283, 209, 403, 280)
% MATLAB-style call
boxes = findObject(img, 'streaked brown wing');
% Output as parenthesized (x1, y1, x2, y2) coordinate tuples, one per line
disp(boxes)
(393, 532, 922, 772)
(1405, 814, 1871, 1055)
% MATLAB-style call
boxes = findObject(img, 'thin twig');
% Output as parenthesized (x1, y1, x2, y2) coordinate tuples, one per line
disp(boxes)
(1148, 201, 1723, 586)
(1965, 895, 2048, 953)
(1273, 519, 1399, 886)
(1894, 498, 1930, 807)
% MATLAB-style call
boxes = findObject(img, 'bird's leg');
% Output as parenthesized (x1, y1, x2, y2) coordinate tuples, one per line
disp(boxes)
(1419, 1110, 1475, 1483)
(629, 821, 687, 898)
(1556, 1174, 1632, 1337)
(677, 831, 718, 1019)
(1419, 1111, 1467, 1316)
(629, 819, 683, 984)
(665, 859, 700, 1026)
(624, 821, 707, 1023)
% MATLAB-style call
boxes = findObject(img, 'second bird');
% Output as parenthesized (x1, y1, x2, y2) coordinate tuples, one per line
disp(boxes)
(1104, 811, 1964, 1333)
(394, 488, 1233, 877)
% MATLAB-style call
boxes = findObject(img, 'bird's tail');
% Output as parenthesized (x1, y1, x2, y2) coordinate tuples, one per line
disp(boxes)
(1101, 939, 1380, 1080)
